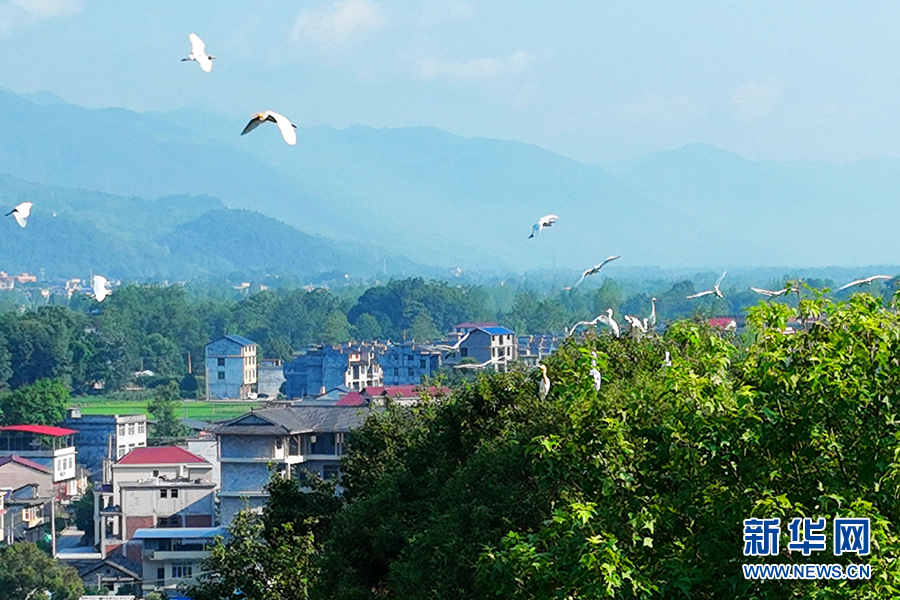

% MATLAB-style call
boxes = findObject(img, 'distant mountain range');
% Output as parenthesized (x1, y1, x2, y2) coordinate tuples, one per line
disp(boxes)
(1, 87, 899, 277)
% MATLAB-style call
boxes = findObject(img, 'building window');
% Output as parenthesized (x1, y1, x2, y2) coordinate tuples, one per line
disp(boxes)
(289, 436, 300, 456)
(153, 470, 159, 477)
(420, 359, 426, 369)
(158, 515, 181, 527)
(323, 464, 340, 481)
(218, 371, 225, 380)
(393, 368, 399, 376)
(217, 357, 225, 367)
(117, 445, 125, 458)
(160, 489, 168, 498)
(172, 564, 193, 578)
(157, 568, 165, 582)
(138, 422, 145, 434)
(128, 424, 135, 435)
(461, 348, 468, 357)
(118, 425, 125, 436)
(128, 444, 135, 452)
(171, 488, 179, 498)
(407, 368, 414, 377)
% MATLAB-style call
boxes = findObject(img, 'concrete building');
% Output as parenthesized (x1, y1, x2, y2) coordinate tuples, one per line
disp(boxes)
(517, 334, 563, 367)
(62, 409, 148, 472)
(336, 385, 451, 407)
(213, 406, 371, 526)
(133, 526, 225, 596)
(380, 343, 442, 385)
(1, 483, 49, 544)
(0, 425, 82, 500)
(257, 358, 286, 398)
(94, 446, 215, 559)
(457, 326, 518, 371)
(283, 342, 387, 399)
(205, 335, 258, 400)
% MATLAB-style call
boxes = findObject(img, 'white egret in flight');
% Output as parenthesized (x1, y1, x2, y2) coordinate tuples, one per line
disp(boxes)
(92, 275, 111, 302)
(241, 111, 297, 145)
(538, 364, 550, 399)
(576, 255, 621, 286)
(750, 286, 792, 297)
(182, 33, 215, 73)
(686, 271, 727, 299)
(5, 202, 32, 228)
(528, 214, 558, 239)
(838, 275, 893, 291)
(454, 356, 504, 370)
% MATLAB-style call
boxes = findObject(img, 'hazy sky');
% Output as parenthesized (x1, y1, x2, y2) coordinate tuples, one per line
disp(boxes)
(1, 1, 899, 164)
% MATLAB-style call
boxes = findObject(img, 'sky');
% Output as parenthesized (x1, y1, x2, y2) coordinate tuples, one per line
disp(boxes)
(1, 1, 899, 164)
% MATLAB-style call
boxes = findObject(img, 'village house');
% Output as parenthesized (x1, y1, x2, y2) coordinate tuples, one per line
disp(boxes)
(205, 335, 258, 399)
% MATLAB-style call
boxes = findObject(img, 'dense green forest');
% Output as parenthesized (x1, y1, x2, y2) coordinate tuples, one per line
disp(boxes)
(188, 291, 900, 599)
(0, 275, 892, 399)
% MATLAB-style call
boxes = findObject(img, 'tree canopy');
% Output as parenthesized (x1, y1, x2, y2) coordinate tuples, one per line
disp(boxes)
(0, 542, 83, 600)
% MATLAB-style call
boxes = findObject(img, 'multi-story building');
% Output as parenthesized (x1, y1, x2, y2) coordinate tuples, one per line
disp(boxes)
(456, 326, 518, 371)
(257, 358, 286, 398)
(205, 335, 258, 399)
(133, 526, 225, 596)
(62, 409, 148, 471)
(517, 334, 562, 367)
(283, 342, 387, 399)
(0, 425, 82, 500)
(336, 385, 451, 407)
(213, 405, 371, 526)
(380, 343, 442, 385)
(1, 483, 48, 544)
(94, 446, 216, 559)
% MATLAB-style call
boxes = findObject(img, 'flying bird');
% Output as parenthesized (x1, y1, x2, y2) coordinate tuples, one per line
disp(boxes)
(454, 356, 503, 370)
(528, 214, 559, 239)
(6, 202, 33, 228)
(538, 364, 550, 399)
(92, 275, 111, 302)
(838, 275, 893, 291)
(182, 33, 215, 73)
(686, 271, 727, 299)
(576, 255, 621, 286)
(750, 286, 794, 297)
(241, 111, 297, 145)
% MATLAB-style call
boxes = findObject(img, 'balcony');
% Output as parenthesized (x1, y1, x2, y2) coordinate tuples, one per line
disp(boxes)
(148, 549, 209, 561)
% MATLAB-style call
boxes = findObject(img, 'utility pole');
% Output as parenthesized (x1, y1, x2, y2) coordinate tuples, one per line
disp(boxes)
(50, 494, 56, 557)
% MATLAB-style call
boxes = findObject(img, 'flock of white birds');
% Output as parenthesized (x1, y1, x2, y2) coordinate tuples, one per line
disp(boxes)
(4, 34, 300, 304)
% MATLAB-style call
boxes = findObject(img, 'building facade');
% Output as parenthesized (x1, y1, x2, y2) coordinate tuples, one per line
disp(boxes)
(62, 410, 148, 471)
(133, 526, 225, 596)
(94, 446, 216, 559)
(257, 358, 286, 398)
(380, 343, 442, 385)
(283, 342, 386, 399)
(457, 326, 518, 371)
(0, 425, 81, 500)
(205, 335, 258, 400)
(213, 406, 370, 526)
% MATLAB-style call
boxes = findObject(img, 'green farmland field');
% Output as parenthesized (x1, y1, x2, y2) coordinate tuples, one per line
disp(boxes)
(68, 397, 262, 423)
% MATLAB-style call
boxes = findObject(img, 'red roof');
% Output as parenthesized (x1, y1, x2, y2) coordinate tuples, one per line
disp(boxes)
(336, 385, 451, 406)
(0, 425, 78, 436)
(708, 318, 737, 329)
(0, 455, 50, 473)
(117, 446, 207, 465)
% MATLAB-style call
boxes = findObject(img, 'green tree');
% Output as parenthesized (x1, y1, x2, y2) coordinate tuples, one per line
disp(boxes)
(0, 378, 69, 426)
(0, 542, 84, 600)
(147, 382, 191, 440)
(351, 312, 382, 340)
(186, 509, 316, 600)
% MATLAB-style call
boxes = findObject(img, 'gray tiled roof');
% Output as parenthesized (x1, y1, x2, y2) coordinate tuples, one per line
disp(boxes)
(212, 405, 375, 436)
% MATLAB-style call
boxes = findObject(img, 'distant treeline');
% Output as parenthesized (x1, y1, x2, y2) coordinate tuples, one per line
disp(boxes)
(0, 274, 890, 395)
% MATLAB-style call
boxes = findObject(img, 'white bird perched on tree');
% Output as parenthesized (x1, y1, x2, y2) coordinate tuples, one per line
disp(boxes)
(596, 308, 620, 338)
(5, 202, 33, 228)
(241, 111, 297, 145)
(649, 297, 658, 329)
(623, 314, 647, 338)
(664, 350, 672, 367)
(576, 255, 621, 286)
(92, 275, 111, 302)
(182, 33, 215, 73)
(838, 275, 893, 291)
(538, 364, 550, 399)
(686, 271, 727, 299)
(528, 214, 558, 239)
(589, 352, 602, 391)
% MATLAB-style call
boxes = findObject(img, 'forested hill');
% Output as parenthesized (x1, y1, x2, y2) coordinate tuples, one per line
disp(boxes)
(0, 175, 424, 280)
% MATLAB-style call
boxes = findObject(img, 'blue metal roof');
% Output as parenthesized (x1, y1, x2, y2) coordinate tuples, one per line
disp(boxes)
(220, 334, 257, 347)
(479, 326, 515, 336)
(133, 526, 226, 539)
